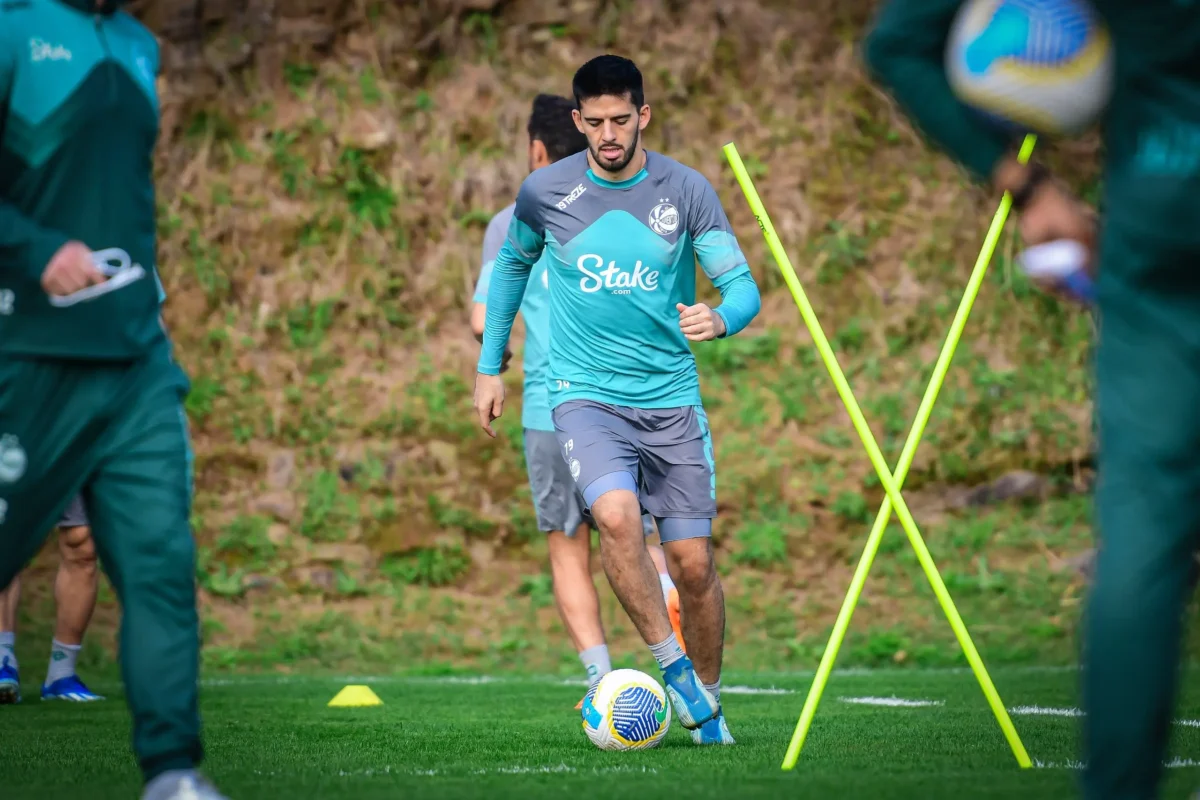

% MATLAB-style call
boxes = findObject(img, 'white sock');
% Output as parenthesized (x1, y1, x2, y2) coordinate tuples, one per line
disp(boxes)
(649, 633, 686, 671)
(46, 640, 81, 685)
(703, 679, 722, 705)
(0, 631, 15, 671)
(659, 571, 676, 598)
(579, 644, 612, 687)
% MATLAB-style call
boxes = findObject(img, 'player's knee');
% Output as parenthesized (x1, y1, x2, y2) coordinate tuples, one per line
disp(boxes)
(59, 526, 97, 570)
(590, 496, 641, 541)
(671, 543, 717, 594)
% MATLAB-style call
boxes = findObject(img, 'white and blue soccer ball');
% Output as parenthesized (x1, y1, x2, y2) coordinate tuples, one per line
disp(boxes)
(945, 0, 1113, 136)
(581, 669, 671, 750)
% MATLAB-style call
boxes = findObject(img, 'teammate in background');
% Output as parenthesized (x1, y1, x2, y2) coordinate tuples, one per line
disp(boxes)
(474, 55, 761, 745)
(0, 495, 105, 703)
(0, 2, 224, 799)
(471, 94, 686, 708)
(862, 2, 1200, 798)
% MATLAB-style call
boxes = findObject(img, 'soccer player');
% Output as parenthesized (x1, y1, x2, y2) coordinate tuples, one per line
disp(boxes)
(862, 2, 1200, 798)
(0, 2, 225, 798)
(0, 494, 105, 703)
(473, 55, 761, 745)
(470, 93, 687, 707)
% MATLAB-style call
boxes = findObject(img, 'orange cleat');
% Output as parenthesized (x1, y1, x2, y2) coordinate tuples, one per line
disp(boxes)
(575, 695, 584, 711)
(666, 587, 686, 653)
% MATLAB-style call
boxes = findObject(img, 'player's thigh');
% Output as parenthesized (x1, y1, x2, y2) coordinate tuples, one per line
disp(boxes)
(85, 363, 194, 595)
(0, 360, 105, 587)
(524, 427, 589, 536)
(1091, 232, 1200, 595)
(634, 405, 716, 542)
(552, 400, 640, 508)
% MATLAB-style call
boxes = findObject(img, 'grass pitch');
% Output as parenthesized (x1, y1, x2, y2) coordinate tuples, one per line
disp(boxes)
(5, 667, 1200, 799)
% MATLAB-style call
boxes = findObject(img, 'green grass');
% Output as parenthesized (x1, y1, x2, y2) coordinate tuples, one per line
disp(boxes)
(6, 668, 1200, 799)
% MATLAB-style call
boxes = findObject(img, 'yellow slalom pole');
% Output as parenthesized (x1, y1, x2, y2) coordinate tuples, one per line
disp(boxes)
(772, 133, 1038, 771)
(721, 141, 1033, 771)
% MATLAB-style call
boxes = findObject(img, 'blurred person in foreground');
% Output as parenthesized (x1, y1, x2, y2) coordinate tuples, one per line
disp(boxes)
(863, 2, 1200, 797)
(470, 93, 687, 709)
(473, 55, 761, 744)
(0, 494, 105, 704)
(0, 1, 224, 798)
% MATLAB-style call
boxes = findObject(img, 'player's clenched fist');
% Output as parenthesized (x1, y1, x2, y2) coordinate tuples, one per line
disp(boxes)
(41, 241, 105, 297)
(474, 372, 506, 438)
(676, 302, 726, 342)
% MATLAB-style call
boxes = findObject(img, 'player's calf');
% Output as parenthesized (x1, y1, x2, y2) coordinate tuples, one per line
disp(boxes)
(664, 537, 725, 686)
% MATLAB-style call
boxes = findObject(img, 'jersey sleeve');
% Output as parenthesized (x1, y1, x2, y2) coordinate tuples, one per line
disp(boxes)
(688, 173, 751, 284)
(0, 19, 70, 279)
(862, 0, 1013, 181)
(473, 207, 513, 304)
(687, 173, 760, 338)
(477, 181, 546, 375)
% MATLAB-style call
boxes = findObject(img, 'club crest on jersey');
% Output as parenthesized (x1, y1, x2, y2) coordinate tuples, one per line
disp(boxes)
(576, 254, 660, 295)
(0, 435, 26, 484)
(648, 199, 679, 236)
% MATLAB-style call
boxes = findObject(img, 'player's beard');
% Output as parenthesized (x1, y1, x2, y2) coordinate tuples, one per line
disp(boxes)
(591, 127, 640, 175)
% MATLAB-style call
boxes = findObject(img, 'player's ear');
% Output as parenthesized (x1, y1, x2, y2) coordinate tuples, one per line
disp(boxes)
(529, 138, 550, 169)
(638, 104, 651, 131)
(572, 109, 585, 134)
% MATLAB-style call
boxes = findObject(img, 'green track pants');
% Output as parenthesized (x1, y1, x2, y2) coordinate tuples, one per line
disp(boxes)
(0, 343, 201, 782)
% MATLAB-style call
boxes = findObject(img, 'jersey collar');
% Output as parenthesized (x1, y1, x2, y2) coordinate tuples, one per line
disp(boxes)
(587, 150, 651, 189)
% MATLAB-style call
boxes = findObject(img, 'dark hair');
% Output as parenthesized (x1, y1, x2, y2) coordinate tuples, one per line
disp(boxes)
(572, 55, 645, 110)
(527, 94, 588, 163)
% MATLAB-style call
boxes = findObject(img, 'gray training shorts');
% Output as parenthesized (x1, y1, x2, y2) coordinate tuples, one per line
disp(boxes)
(58, 493, 88, 529)
(524, 429, 654, 538)
(552, 399, 716, 542)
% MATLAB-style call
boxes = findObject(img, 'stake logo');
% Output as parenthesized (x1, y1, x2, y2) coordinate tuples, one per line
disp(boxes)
(576, 254, 659, 295)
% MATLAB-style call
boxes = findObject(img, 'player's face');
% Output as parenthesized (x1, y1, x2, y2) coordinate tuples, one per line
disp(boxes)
(573, 94, 650, 175)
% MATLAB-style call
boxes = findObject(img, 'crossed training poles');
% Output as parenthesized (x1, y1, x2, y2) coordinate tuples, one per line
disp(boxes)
(721, 136, 1040, 771)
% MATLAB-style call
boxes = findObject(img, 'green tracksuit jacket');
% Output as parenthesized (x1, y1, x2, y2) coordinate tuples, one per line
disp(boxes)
(0, 0, 166, 359)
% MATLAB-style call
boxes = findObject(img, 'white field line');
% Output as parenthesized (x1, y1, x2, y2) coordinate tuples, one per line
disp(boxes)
(839, 696, 943, 708)
(254, 764, 660, 779)
(722, 685, 793, 695)
(1034, 759, 1200, 770)
(1008, 705, 1084, 717)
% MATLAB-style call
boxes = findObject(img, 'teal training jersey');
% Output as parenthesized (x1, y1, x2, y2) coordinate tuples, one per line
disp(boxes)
(474, 203, 555, 432)
(478, 151, 759, 410)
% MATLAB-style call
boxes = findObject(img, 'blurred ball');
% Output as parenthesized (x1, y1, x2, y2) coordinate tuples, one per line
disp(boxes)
(945, 0, 1113, 136)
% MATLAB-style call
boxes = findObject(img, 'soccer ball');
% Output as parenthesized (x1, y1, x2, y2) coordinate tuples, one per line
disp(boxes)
(945, 0, 1113, 136)
(581, 669, 671, 750)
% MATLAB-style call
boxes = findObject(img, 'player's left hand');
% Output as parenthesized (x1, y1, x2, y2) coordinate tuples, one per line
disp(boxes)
(474, 372, 506, 438)
(676, 302, 726, 342)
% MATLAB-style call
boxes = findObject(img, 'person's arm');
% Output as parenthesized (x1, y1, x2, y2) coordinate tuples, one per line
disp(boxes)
(689, 176, 761, 339)
(861, 0, 1016, 185)
(471, 209, 507, 339)
(477, 183, 544, 375)
(0, 23, 70, 278)
(470, 210, 517, 372)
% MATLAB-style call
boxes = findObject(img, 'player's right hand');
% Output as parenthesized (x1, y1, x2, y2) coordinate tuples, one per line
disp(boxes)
(41, 241, 105, 297)
(1016, 181, 1097, 300)
(474, 372, 506, 438)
